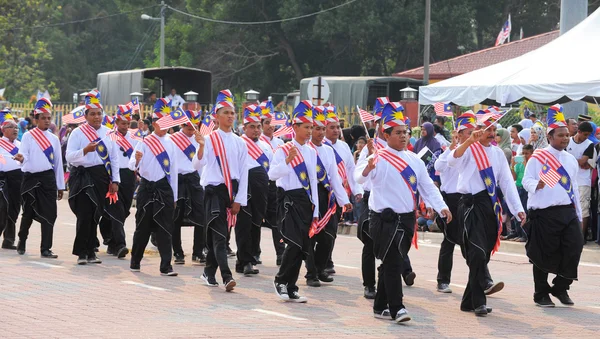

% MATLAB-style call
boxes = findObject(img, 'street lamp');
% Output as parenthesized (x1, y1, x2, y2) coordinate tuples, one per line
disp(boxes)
(184, 91, 199, 111)
(79, 92, 88, 103)
(141, 1, 166, 68)
(130, 92, 143, 103)
(400, 86, 418, 101)
(244, 90, 260, 102)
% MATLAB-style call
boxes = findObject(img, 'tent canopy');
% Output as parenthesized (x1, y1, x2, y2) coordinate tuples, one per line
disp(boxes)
(418, 8, 600, 106)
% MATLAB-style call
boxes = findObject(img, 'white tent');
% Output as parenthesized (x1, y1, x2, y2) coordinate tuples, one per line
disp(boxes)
(419, 8, 600, 106)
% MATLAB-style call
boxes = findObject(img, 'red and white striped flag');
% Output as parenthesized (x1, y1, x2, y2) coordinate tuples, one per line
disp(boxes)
(539, 160, 561, 188)
(495, 14, 512, 46)
(434, 103, 453, 117)
(274, 125, 293, 138)
(357, 105, 375, 123)
(199, 114, 215, 136)
(156, 107, 190, 130)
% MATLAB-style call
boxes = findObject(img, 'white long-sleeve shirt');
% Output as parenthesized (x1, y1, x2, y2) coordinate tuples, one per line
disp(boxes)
(246, 138, 273, 170)
(167, 132, 198, 175)
(448, 143, 524, 216)
(261, 134, 284, 153)
(0, 137, 21, 172)
(313, 142, 350, 206)
(128, 133, 179, 201)
(19, 129, 65, 190)
(522, 145, 582, 222)
(66, 125, 120, 183)
(116, 131, 139, 169)
(193, 129, 249, 206)
(356, 146, 448, 214)
(268, 139, 319, 218)
(354, 137, 387, 192)
(326, 138, 363, 196)
(435, 148, 460, 194)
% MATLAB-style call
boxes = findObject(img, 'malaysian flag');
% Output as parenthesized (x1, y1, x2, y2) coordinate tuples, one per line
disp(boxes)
(357, 105, 375, 122)
(131, 98, 140, 112)
(274, 125, 293, 138)
(272, 111, 288, 126)
(199, 114, 215, 136)
(539, 160, 561, 188)
(434, 103, 453, 117)
(476, 106, 504, 124)
(128, 128, 144, 141)
(156, 107, 190, 130)
(495, 14, 512, 46)
(63, 105, 86, 125)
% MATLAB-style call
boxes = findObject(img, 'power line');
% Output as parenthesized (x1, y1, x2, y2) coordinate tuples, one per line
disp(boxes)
(167, 0, 360, 25)
(124, 21, 159, 70)
(1, 5, 160, 32)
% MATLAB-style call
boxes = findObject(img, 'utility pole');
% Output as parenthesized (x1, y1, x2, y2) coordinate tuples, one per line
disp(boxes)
(423, 0, 431, 85)
(560, 0, 588, 118)
(160, 1, 165, 68)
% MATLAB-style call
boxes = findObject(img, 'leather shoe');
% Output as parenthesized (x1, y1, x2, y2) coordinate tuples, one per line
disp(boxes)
(552, 291, 574, 306)
(473, 305, 489, 316)
(116, 247, 129, 259)
(364, 286, 376, 299)
(306, 278, 321, 287)
(403, 272, 416, 286)
(461, 306, 492, 313)
(243, 263, 258, 276)
(318, 272, 334, 283)
(1, 240, 17, 250)
(41, 250, 58, 258)
(534, 294, 555, 307)
(17, 240, 26, 255)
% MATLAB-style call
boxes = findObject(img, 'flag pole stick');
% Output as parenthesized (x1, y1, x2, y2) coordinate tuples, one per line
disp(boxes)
(357, 105, 371, 140)
(483, 107, 513, 131)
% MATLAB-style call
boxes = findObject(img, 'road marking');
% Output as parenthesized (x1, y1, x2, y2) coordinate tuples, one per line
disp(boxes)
(252, 309, 307, 321)
(29, 261, 64, 269)
(62, 222, 77, 226)
(427, 280, 466, 289)
(587, 306, 600, 309)
(334, 264, 359, 269)
(121, 280, 168, 291)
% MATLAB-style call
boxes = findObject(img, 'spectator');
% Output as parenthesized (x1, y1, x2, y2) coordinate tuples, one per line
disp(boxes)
(530, 124, 548, 150)
(518, 112, 538, 129)
(495, 128, 513, 163)
(167, 88, 185, 108)
(416, 201, 433, 232)
(504, 144, 534, 242)
(353, 136, 367, 163)
(141, 119, 151, 136)
(433, 124, 450, 149)
(510, 124, 523, 156)
(130, 120, 138, 129)
(567, 118, 578, 137)
(421, 115, 431, 123)
(567, 121, 596, 243)
(145, 91, 157, 105)
(434, 116, 451, 140)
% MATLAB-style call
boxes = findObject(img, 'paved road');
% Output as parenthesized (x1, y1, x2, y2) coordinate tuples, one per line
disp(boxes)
(1, 200, 599, 338)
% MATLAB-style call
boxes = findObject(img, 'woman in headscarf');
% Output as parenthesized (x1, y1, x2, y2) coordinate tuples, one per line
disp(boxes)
(516, 128, 531, 155)
(529, 124, 548, 150)
(414, 122, 442, 182)
(495, 128, 512, 164)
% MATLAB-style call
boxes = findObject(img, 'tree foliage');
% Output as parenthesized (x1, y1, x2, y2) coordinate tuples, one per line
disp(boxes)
(0, 0, 598, 103)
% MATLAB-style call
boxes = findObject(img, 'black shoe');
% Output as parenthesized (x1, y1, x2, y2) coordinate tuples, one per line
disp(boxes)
(403, 272, 416, 286)
(174, 253, 185, 265)
(243, 263, 259, 276)
(318, 272, 334, 283)
(106, 246, 115, 256)
(324, 267, 336, 275)
(94, 247, 99, 253)
(461, 306, 493, 313)
(77, 255, 87, 265)
(199, 253, 207, 264)
(17, 240, 25, 255)
(116, 247, 129, 259)
(41, 250, 58, 259)
(227, 246, 236, 257)
(552, 291, 574, 306)
(437, 283, 452, 293)
(276, 254, 283, 266)
(274, 281, 289, 301)
(201, 273, 218, 287)
(130, 262, 141, 272)
(288, 290, 307, 303)
(191, 254, 205, 266)
(484, 281, 504, 295)
(306, 278, 321, 287)
(161, 268, 178, 276)
(534, 294, 555, 307)
(364, 286, 376, 299)
(473, 305, 489, 317)
(224, 278, 236, 292)
(235, 264, 244, 274)
(87, 255, 102, 264)
(254, 256, 262, 265)
(1, 240, 16, 250)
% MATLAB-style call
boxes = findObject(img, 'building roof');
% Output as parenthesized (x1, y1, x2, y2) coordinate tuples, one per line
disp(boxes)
(393, 30, 559, 81)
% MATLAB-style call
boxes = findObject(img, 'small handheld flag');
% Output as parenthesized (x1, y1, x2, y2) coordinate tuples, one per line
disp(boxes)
(63, 105, 86, 125)
(434, 103, 453, 117)
(199, 114, 215, 136)
(156, 107, 191, 130)
(539, 160, 561, 188)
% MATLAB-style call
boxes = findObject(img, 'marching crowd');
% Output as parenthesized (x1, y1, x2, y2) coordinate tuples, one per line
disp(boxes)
(0, 90, 588, 324)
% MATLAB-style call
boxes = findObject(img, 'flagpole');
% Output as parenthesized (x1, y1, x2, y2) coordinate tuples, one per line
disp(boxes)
(357, 105, 371, 140)
(483, 108, 513, 131)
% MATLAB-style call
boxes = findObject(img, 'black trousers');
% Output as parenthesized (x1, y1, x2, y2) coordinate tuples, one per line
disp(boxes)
(275, 243, 304, 293)
(130, 207, 173, 273)
(98, 168, 135, 250)
(205, 227, 233, 282)
(260, 181, 285, 257)
(172, 217, 205, 257)
(235, 212, 261, 266)
(305, 231, 334, 280)
(373, 232, 407, 318)
(361, 235, 376, 287)
(18, 205, 53, 251)
(533, 265, 573, 298)
(72, 193, 100, 257)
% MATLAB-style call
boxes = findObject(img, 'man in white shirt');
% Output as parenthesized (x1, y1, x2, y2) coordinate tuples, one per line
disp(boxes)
(0, 118, 22, 250)
(258, 102, 285, 265)
(433, 123, 450, 149)
(304, 106, 351, 287)
(66, 90, 121, 265)
(15, 98, 65, 258)
(170, 110, 205, 266)
(193, 89, 248, 292)
(167, 88, 186, 108)
(566, 121, 595, 241)
(270, 100, 319, 303)
(522, 104, 584, 308)
(357, 102, 451, 323)
(234, 105, 272, 276)
(129, 110, 180, 276)
(449, 116, 526, 316)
